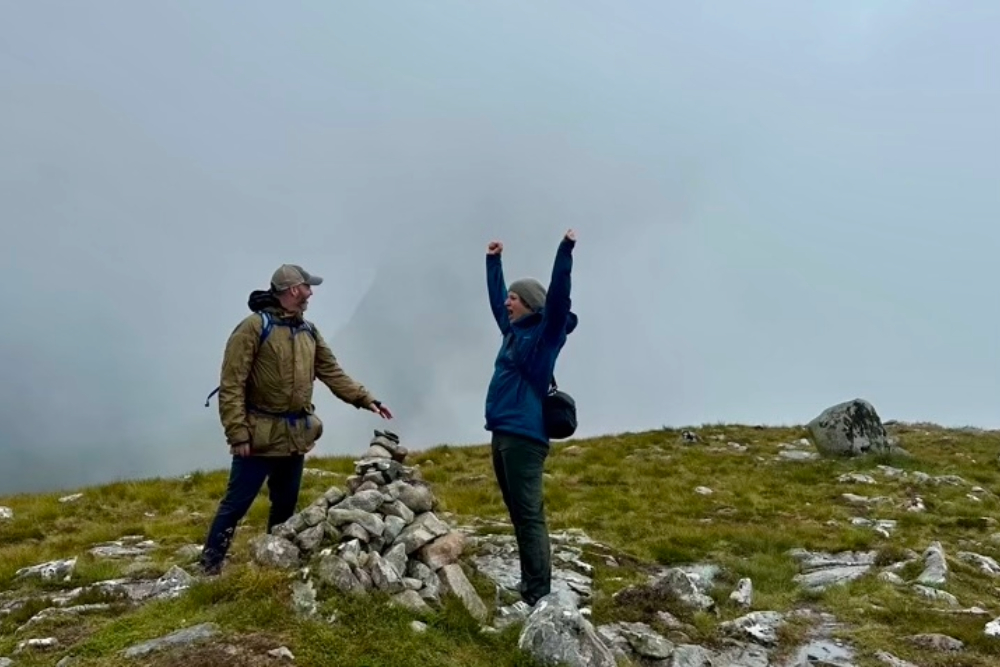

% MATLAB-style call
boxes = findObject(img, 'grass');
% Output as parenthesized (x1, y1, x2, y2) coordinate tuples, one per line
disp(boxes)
(2, 422, 1000, 666)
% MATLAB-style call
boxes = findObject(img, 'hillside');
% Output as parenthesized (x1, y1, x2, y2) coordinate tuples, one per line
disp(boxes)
(2, 410, 1000, 666)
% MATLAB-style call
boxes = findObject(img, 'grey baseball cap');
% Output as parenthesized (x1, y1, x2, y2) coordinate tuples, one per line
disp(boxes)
(270, 264, 323, 291)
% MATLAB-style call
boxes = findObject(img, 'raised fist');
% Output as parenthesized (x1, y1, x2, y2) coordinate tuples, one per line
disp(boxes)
(487, 240, 504, 255)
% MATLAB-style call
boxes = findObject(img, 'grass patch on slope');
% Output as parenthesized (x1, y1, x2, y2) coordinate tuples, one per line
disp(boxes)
(2, 422, 1000, 665)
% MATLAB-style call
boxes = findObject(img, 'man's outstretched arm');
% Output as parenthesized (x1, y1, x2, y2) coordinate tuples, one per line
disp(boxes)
(486, 240, 511, 335)
(540, 229, 576, 343)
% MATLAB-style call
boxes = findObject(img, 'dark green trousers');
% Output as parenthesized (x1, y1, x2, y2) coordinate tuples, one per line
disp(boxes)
(490, 430, 551, 605)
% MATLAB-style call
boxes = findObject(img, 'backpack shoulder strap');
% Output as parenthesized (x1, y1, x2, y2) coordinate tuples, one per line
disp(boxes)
(258, 311, 274, 344)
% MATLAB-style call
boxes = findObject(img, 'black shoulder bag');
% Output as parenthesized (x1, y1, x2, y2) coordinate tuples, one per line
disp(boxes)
(539, 375, 578, 440)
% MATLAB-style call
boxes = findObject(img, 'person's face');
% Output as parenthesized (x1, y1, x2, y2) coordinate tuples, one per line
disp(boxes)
(287, 283, 313, 313)
(505, 291, 531, 321)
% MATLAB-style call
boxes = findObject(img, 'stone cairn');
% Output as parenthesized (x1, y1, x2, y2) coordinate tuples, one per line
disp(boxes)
(249, 430, 479, 615)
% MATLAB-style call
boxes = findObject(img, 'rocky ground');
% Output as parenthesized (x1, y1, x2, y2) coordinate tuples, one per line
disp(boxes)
(3, 401, 1000, 666)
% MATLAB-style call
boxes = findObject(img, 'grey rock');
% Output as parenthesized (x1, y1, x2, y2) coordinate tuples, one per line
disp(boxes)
(916, 542, 948, 586)
(617, 621, 675, 658)
(518, 590, 616, 667)
(336, 488, 386, 513)
(849, 517, 897, 537)
(268, 646, 295, 660)
(808, 398, 891, 456)
(149, 565, 194, 600)
(406, 561, 442, 601)
(327, 508, 385, 537)
(712, 642, 771, 667)
(342, 523, 370, 543)
(985, 616, 1000, 637)
(384, 542, 409, 578)
(301, 503, 328, 526)
(382, 500, 416, 524)
(369, 552, 406, 594)
(88, 539, 157, 559)
(719, 611, 784, 646)
(874, 651, 920, 667)
(785, 609, 856, 667)
(249, 534, 301, 569)
(383, 515, 407, 543)
(391, 589, 432, 614)
(669, 644, 715, 666)
(388, 480, 436, 513)
(653, 568, 716, 611)
(878, 571, 905, 585)
(15, 603, 112, 634)
(957, 551, 1000, 577)
(295, 524, 326, 553)
(906, 633, 964, 652)
(15, 557, 77, 582)
(789, 548, 878, 591)
(316, 554, 363, 594)
(779, 450, 819, 461)
(730, 577, 753, 608)
(323, 486, 346, 505)
(438, 563, 488, 621)
(122, 622, 219, 658)
(291, 578, 318, 616)
(14, 637, 59, 654)
(364, 444, 394, 459)
(837, 473, 877, 484)
(393, 512, 450, 554)
(0, 657, 11, 667)
(337, 539, 362, 567)
(912, 584, 959, 606)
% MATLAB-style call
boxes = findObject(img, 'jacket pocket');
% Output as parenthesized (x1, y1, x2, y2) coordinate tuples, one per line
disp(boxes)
(248, 413, 277, 454)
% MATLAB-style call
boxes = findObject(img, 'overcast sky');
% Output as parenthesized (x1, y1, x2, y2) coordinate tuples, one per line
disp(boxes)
(2, 1, 998, 495)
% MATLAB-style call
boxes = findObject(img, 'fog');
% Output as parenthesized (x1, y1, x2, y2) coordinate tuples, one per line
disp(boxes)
(2, 1, 998, 495)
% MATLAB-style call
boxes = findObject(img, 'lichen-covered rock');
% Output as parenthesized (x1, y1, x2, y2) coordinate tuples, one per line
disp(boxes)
(121, 622, 219, 658)
(249, 534, 300, 569)
(807, 398, 891, 456)
(519, 590, 616, 667)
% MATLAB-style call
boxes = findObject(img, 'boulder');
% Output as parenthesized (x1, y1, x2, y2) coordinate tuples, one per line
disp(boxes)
(807, 399, 891, 457)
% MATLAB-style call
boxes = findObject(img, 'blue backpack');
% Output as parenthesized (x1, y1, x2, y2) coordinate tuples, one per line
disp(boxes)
(203, 311, 316, 408)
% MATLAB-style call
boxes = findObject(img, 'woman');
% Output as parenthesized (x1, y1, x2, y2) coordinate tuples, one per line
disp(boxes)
(483, 228, 578, 606)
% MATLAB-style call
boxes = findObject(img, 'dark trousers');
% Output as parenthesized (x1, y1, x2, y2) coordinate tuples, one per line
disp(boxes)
(490, 430, 551, 605)
(200, 453, 305, 573)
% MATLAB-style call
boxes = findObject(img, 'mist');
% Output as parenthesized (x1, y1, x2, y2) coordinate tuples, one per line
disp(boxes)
(2, 1, 999, 496)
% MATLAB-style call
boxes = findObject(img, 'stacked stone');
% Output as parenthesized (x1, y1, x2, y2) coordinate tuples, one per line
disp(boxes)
(255, 430, 480, 615)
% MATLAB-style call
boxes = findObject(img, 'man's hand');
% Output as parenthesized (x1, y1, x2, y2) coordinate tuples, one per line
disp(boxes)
(487, 240, 503, 255)
(368, 400, 393, 419)
(564, 229, 576, 242)
(231, 443, 251, 457)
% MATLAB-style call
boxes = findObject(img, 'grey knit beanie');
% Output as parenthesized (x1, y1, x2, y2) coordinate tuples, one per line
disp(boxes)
(508, 278, 547, 312)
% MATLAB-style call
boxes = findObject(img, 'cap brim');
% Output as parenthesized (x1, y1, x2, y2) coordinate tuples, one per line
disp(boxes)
(305, 275, 323, 286)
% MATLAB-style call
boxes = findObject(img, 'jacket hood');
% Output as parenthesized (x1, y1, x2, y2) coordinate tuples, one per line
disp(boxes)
(515, 309, 579, 335)
(248, 289, 280, 313)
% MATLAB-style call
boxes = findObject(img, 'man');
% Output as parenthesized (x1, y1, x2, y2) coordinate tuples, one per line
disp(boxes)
(200, 263, 392, 575)
(484, 229, 578, 605)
